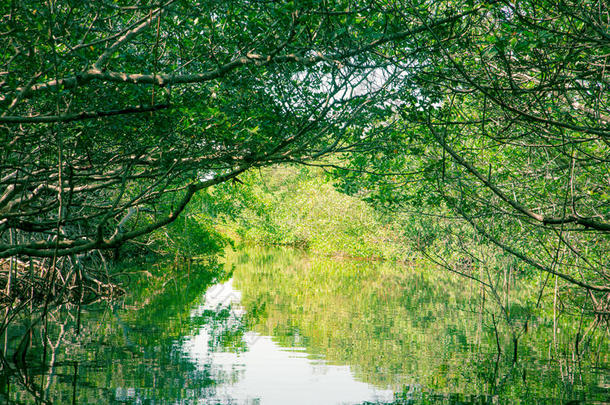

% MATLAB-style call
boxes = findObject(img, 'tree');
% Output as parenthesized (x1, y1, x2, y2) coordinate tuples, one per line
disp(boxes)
(3, 0, 608, 318)
(334, 0, 610, 314)
(0, 1, 349, 257)
(2, 0, 477, 305)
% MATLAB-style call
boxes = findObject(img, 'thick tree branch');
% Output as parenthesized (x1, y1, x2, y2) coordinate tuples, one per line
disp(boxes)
(0, 11, 475, 105)
(91, 3, 169, 71)
(0, 166, 248, 259)
(0, 104, 170, 124)
(455, 204, 610, 292)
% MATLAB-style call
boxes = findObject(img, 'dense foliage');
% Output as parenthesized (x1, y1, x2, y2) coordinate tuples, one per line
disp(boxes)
(0, 0, 404, 260)
(331, 1, 610, 314)
(0, 0, 413, 311)
(1, 0, 608, 320)
(210, 165, 409, 260)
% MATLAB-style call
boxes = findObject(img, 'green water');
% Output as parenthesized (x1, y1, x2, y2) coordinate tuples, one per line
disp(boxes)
(1, 247, 608, 404)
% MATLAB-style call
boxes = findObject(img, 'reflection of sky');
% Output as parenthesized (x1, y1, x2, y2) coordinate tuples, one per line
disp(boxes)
(182, 279, 395, 405)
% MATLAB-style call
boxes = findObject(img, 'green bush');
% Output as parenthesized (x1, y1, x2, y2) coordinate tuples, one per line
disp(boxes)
(212, 165, 413, 260)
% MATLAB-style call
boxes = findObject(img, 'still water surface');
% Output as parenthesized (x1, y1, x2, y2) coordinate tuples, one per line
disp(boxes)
(183, 279, 394, 404)
(1, 247, 608, 404)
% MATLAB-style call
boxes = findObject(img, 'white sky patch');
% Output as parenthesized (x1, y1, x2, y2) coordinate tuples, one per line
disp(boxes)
(182, 279, 396, 405)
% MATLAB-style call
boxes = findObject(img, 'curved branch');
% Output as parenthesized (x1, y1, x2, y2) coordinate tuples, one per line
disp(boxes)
(428, 122, 610, 232)
(455, 204, 610, 292)
(0, 10, 476, 104)
(0, 166, 248, 259)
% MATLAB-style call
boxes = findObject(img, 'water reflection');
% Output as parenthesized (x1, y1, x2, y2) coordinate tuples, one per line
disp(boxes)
(0, 247, 608, 404)
(183, 279, 395, 404)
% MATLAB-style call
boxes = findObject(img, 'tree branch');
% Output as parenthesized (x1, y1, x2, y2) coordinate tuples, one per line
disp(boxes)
(0, 10, 475, 104)
(428, 121, 610, 232)
(0, 104, 170, 124)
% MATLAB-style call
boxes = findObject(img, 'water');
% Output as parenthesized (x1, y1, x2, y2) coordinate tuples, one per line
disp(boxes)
(182, 278, 395, 404)
(1, 247, 608, 404)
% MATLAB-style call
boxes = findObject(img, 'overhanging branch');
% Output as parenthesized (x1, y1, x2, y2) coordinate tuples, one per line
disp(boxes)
(0, 10, 476, 105)
(0, 104, 170, 124)
(428, 122, 610, 232)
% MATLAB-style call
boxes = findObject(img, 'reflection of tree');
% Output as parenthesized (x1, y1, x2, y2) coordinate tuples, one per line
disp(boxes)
(2, 248, 606, 403)
(231, 248, 608, 403)
(0, 260, 238, 404)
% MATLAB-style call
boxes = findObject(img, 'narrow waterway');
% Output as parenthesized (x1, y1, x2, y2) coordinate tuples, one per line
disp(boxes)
(1, 247, 608, 404)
